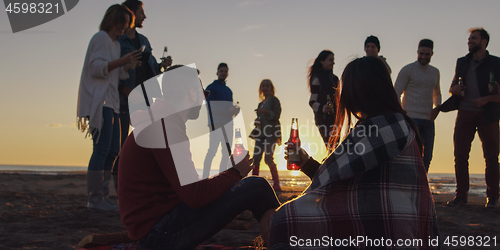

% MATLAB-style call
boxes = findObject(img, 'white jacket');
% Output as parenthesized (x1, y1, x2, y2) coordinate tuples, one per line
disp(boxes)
(77, 31, 129, 135)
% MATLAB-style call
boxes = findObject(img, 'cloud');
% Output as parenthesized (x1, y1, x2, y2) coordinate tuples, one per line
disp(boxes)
(241, 24, 266, 32)
(254, 53, 265, 57)
(47, 123, 77, 128)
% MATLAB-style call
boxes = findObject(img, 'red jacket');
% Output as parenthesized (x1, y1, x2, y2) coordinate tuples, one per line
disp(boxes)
(118, 116, 241, 240)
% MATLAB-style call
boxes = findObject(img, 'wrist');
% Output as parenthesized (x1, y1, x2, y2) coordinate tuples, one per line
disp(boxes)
(231, 168, 244, 178)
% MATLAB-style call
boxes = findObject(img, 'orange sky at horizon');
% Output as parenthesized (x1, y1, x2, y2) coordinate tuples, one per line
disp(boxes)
(1, 0, 499, 175)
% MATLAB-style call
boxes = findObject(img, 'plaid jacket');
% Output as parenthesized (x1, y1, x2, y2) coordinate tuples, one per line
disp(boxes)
(270, 113, 439, 249)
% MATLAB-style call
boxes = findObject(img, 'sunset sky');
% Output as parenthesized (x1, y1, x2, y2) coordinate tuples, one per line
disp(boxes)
(1, 0, 500, 174)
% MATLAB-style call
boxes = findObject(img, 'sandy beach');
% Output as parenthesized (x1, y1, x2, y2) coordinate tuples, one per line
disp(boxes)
(0, 173, 499, 250)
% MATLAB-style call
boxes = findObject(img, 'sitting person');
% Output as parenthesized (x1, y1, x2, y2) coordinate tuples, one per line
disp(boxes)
(269, 57, 439, 249)
(117, 65, 280, 249)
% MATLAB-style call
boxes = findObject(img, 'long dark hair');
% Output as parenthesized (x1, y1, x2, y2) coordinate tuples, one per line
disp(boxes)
(329, 56, 422, 153)
(308, 50, 334, 91)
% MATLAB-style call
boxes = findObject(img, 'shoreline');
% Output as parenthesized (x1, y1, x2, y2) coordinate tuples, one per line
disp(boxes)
(1, 173, 499, 249)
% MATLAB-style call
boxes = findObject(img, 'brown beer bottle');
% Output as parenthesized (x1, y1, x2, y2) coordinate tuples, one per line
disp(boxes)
(490, 72, 498, 94)
(326, 95, 333, 114)
(287, 118, 301, 170)
(458, 77, 465, 97)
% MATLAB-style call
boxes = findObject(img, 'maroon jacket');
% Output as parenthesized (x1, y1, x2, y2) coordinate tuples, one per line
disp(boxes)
(118, 115, 241, 240)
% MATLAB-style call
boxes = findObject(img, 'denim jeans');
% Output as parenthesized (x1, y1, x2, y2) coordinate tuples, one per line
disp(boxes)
(412, 118, 435, 172)
(203, 126, 233, 179)
(252, 136, 278, 176)
(112, 110, 131, 175)
(138, 177, 280, 249)
(88, 107, 120, 171)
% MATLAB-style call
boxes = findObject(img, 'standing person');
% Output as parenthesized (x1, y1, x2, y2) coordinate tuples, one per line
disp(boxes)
(269, 56, 439, 249)
(364, 35, 392, 74)
(112, 0, 173, 194)
(203, 63, 240, 179)
(308, 50, 339, 148)
(76, 4, 141, 211)
(118, 65, 279, 248)
(251, 79, 282, 192)
(394, 39, 441, 173)
(446, 28, 500, 208)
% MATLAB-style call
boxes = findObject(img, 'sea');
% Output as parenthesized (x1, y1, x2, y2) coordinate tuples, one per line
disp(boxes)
(0, 165, 488, 197)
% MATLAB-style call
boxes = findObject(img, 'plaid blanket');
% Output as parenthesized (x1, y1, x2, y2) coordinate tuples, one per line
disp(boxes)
(270, 113, 439, 249)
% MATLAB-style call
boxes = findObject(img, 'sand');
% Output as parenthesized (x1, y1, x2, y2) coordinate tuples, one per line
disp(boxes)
(0, 173, 499, 250)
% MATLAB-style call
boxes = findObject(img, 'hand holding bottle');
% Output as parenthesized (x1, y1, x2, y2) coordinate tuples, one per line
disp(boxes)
(488, 81, 499, 93)
(230, 105, 240, 117)
(232, 151, 254, 178)
(284, 141, 310, 169)
(286, 118, 302, 170)
(322, 105, 334, 114)
(450, 85, 464, 96)
(161, 56, 172, 69)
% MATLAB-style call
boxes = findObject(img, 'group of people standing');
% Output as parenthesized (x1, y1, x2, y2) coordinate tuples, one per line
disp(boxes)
(308, 30, 499, 210)
(75, 1, 498, 248)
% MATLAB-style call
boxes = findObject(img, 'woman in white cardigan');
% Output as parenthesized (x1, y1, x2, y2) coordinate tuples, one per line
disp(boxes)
(77, 4, 141, 211)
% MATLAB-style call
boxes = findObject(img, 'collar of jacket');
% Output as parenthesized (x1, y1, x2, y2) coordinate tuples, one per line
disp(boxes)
(213, 79, 227, 86)
(464, 50, 491, 63)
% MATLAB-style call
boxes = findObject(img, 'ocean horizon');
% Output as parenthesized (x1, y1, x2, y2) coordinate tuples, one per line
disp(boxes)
(0, 165, 488, 197)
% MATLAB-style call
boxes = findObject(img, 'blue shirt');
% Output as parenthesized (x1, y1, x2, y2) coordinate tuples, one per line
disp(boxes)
(118, 32, 161, 111)
(206, 79, 233, 102)
(205, 80, 234, 129)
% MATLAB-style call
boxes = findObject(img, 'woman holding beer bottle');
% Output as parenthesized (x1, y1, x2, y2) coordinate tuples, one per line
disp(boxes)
(77, 4, 141, 211)
(308, 50, 339, 148)
(251, 79, 282, 192)
(269, 57, 439, 248)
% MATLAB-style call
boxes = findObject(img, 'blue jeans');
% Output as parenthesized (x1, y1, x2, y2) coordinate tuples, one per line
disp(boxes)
(138, 177, 280, 249)
(252, 136, 278, 176)
(88, 107, 120, 171)
(412, 118, 435, 172)
(203, 126, 233, 179)
(112, 110, 131, 175)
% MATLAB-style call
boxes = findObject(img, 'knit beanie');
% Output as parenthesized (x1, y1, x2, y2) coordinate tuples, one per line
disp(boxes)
(364, 35, 380, 52)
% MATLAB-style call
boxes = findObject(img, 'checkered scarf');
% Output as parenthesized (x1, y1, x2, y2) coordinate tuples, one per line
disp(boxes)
(270, 113, 439, 249)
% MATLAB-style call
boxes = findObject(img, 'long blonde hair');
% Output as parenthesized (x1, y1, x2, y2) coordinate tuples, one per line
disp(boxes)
(258, 79, 276, 101)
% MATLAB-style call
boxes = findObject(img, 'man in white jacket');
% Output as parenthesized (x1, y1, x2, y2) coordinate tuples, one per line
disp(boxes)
(394, 39, 441, 172)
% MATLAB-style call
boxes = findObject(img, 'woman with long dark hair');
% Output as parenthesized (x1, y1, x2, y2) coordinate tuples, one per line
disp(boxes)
(269, 57, 438, 248)
(77, 4, 141, 211)
(308, 50, 339, 148)
(251, 79, 282, 192)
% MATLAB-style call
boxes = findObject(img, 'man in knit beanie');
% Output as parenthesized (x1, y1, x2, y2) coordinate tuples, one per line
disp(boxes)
(394, 39, 441, 173)
(364, 35, 392, 74)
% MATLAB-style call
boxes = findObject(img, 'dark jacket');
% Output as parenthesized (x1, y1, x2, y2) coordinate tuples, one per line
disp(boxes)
(255, 96, 282, 142)
(118, 32, 162, 111)
(205, 80, 234, 129)
(309, 70, 339, 126)
(450, 51, 500, 123)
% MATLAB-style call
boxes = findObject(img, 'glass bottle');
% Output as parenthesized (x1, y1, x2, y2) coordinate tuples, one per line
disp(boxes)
(287, 118, 301, 170)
